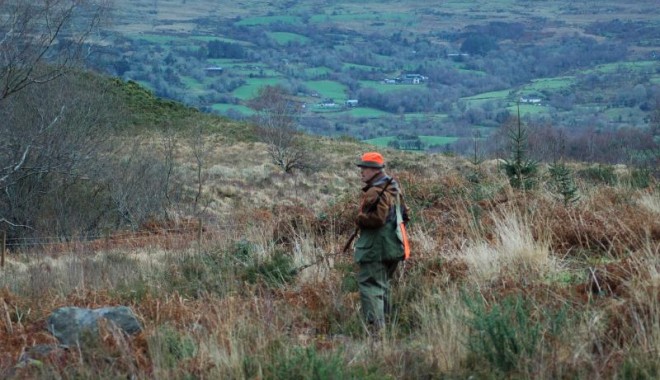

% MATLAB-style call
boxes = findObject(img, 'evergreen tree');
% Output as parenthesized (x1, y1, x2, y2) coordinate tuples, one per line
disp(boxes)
(501, 104, 537, 190)
(549, 162, 580, 206)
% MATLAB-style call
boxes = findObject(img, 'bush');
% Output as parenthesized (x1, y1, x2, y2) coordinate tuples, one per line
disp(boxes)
(464, 294, 567, 375)
(618, 353, 660, 380)
(627, 168, 652, 189)
(576, 164, 618, 185)
(265, 347, 382, 380)
(243, 250, 296, 288)
(163, 245, 239, 298)
(150, 325, 196, 369)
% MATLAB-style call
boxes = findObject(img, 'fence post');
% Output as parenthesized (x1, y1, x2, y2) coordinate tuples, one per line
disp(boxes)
(1, 230, 6, 268)
(197, 217, 203, 250)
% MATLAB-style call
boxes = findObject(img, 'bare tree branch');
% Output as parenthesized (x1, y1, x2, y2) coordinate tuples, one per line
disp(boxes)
(0, 0, 109, 101)
(249, 85, 313, 174)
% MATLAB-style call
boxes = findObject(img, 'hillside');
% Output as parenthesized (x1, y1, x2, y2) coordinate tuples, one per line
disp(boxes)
(88, 0, 660, 155)
(1, 75, 659, 378)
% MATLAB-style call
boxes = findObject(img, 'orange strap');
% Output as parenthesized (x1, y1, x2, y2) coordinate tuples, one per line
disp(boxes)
(395, 192, 410, 260)
(400, 223, 410, 260)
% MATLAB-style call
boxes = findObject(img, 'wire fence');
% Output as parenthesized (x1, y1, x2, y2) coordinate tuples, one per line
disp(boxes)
(2, 225, 238, 247)
(0, 223, 243, 260)
(0, 214, 347, 266)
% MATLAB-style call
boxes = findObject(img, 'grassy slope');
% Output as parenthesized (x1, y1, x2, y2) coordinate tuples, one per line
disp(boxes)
(1, 76, 659, 378)
(110, 78, 257, 141)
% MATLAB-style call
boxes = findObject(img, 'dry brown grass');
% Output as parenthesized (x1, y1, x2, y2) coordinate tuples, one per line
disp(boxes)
(1, 133, 659, 378)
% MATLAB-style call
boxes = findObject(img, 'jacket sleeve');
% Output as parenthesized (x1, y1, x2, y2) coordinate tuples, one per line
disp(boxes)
(356, 187, 392, 229)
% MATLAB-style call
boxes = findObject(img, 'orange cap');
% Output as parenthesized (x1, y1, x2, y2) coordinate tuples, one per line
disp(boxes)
(356, 152, 385, 168)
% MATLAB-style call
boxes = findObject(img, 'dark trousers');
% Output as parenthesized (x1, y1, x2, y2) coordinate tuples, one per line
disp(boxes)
(357, 260, 399, 327)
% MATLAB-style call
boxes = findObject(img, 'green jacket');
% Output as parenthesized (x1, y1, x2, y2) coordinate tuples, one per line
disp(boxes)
(354, 174, 408, 263)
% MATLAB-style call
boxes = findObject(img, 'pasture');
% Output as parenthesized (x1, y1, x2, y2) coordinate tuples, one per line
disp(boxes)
(104, 0, 658, 152)
(358, 80, 426, 93)
(232, 78, 286, 100)
(365, 135, 459, 148)
(304, 80, 349, 101)
(267, 32, 311, 45)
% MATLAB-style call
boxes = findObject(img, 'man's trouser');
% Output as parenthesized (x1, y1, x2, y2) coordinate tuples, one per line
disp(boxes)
(358, 260, 399, 327)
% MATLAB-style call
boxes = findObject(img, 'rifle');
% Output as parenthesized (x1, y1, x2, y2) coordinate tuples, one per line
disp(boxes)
(341, 176, 394, 253)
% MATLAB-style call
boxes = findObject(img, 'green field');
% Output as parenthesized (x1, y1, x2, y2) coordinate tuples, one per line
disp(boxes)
(309, 12, 416, 24)
(180, 76, 208, 93)
(523, 77, 574, 91)
(603, 106, 645, 123)
(365, 135, 459, 148)
(232, 78, 286, 100)
(207, 63, 284, 77)
(463, 89, 511, 101)
(267, 32, 310, 45)
(303, 66, 333, 77)
(359, 81, 425, 93)
(131, 33, 248, 45)
(507, 103, 551, 116)
(108, 0, 658, 150)
(235, 15, 301, 26)
(404, 113, 449, 121)
(583, 60, 658, 74)
(304, 80, 348, 101)
(343, 63, 379, 71)
(345, 107, 392, 118)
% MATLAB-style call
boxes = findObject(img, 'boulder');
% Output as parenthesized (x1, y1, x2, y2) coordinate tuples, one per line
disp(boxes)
(47, 306, 141, 346)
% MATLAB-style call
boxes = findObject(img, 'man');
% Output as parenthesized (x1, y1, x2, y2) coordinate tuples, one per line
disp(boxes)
(353, 151, 409, 332)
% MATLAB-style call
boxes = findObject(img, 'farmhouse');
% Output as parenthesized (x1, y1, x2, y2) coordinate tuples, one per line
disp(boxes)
(520, 97, 542, 104)
(401, 74, 428, 84)
(320, 98, 337, 108)
(345, 99, 358, 107)
(384, 74, 428, 85)
(204, 66, 224, 75)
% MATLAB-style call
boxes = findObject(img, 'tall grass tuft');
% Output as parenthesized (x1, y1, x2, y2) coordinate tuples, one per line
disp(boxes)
(461, 210, 555, 284)
(412, 287, 470, 373)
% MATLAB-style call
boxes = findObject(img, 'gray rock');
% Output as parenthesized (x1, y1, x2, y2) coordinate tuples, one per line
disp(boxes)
(47, 306, 142, 346)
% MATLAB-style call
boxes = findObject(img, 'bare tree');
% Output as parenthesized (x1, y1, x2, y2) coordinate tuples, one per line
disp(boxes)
(249, 85, 312, 174)
(0, 0, 109, 101)
(189, 123, 210, 216)
(0, 71, 121, 238)
(105, 139, 169, 230)
(0, 0, 116, 239)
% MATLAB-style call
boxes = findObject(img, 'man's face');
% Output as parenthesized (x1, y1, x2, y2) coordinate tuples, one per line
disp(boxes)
(360, 166, 380, 183)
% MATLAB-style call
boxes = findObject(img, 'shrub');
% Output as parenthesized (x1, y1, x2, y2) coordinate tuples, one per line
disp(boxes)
(627, 168, 652, 189)
(548, 162, 580, 206)
(576, 164, 617, 185)
(464, 294, 567, 375)
(266, 346, 344, 379)
(162, 245, 240, 298)
(618, 354, 660, 380)
(265, 346, 382, 380)
(150, 325, 196, 370)
(242, 250, 296, 288)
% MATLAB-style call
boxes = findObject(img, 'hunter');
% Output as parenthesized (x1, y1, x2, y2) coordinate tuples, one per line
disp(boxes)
(353, 151, 409, 332)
